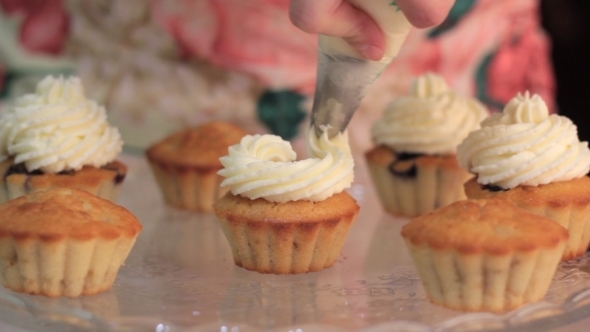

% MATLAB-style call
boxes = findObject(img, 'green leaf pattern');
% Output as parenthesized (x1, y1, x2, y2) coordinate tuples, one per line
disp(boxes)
(256, 90, 307, 141)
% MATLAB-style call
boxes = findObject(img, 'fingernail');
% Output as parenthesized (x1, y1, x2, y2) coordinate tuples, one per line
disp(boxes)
(356, 44, 384, 61)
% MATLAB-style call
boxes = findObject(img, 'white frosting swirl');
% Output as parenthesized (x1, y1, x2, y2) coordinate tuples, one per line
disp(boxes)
(0, 76, 123, 173)
(218, 128, 354, 202)
(457, 92, 590, 189)
(371, 73, 487, 154)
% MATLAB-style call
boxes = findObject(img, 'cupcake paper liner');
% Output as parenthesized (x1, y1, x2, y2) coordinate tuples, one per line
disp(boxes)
(216, 215, 355, 274)
(214, 192, 359, 274)
(148, 162, 227, 213)
(0, 236, 137, 297)
(404, 240, 565, 312)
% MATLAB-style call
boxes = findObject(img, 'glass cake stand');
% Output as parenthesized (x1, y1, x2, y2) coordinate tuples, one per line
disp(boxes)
(1, 153, 590, 332)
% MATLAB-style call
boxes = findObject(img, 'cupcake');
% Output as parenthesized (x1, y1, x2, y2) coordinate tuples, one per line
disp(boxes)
(0, 188, 142, 297)
(146, 121, 249, 212)
(0, 76, 126, 203)
(366, 73, 487, 217)
(401, 199, 568, 312)
(458, 92, 590, 260)
(213, 128, 359, 274)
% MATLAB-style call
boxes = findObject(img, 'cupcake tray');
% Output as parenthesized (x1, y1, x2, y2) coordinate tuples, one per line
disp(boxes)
(1, 153, 590, 332)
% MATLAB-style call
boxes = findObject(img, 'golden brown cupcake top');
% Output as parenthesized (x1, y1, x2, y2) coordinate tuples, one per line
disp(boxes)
(464, 176, 590, 208)
(213, 191, 359, 224)
(146, 121, 248, 170)
(0, 158, 127, 189)
(0, 188, 142, 242)
(401, 199, 568, 255)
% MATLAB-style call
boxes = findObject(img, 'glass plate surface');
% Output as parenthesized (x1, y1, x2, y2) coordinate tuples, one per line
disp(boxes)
(1, 153, 590, 332)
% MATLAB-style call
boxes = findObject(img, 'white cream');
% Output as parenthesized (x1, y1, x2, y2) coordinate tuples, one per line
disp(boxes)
(457, 92, 590, 189)
(218, 127, 354, 202)
(0, 76, 123, 173)
(371, 73, 488, 154)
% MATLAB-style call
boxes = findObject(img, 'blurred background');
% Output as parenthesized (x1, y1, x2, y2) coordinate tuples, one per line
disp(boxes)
(0, 0, 588, 147)
(541, 0, 590, 142)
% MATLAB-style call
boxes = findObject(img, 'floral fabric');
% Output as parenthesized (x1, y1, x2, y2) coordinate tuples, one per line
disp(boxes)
(0, 0, 555, 149)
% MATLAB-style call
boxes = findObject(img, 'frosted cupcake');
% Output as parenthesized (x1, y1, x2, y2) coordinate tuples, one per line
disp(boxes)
(458, 92, 590, 260)
(366, 73, 487, 217)
(0, 76, 125, 203)
(213, 128, 359, 274)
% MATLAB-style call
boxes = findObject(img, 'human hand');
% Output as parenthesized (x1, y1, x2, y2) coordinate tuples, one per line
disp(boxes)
(289, 0, 455, 60)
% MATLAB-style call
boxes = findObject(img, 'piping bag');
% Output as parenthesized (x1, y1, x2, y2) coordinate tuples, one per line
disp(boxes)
(310, 1, 412, 137)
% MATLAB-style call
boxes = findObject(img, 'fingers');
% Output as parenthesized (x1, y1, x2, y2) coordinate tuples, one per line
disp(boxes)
(395, 0, 455, 28)
(289, 0, 385, 60)
(288, 0, 456, 59)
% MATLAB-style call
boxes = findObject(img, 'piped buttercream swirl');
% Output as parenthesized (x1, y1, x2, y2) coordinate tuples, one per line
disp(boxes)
(218, 128, 354, 202)
(0, 76, 123, 173)
(457, 92, 590, 189)
(371, 73, 487, 154)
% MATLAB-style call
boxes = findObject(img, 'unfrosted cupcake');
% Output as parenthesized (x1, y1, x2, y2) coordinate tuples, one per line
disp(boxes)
(0, 76, 125, 203)
(458, 92, 590, 260)
(213, 128, 359, 274)
(146, 121, 249, 212)
(366, 73, 487, 217)
(0, 188, 142, 297)
(402, 199, 568, 312)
